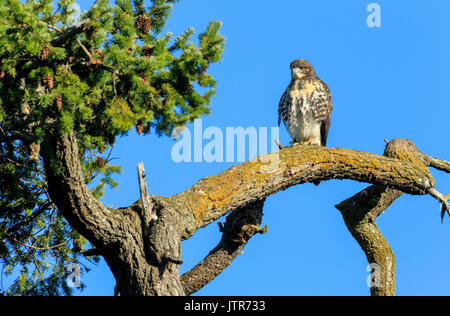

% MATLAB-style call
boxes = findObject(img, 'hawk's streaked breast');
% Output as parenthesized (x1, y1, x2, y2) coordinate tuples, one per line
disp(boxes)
(278, 60, 333, 147)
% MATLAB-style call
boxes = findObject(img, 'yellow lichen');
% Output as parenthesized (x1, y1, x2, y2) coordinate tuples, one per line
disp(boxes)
(173, 143, 434, 224)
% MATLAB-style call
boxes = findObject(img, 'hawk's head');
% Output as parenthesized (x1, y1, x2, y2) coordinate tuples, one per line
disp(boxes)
(290, 59, 315, 80)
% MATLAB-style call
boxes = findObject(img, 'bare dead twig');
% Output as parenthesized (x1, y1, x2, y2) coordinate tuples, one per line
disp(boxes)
(21, 242, 66, 251)
(427, 188, 450, 223)
(76, 38, 93, 61)
(425, 155, 450, 174)
(137, 162, 157, 223)
(275, 138, 284, 150)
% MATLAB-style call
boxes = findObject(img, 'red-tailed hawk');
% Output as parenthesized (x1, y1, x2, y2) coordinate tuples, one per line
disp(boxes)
(278, 59, 333, 146)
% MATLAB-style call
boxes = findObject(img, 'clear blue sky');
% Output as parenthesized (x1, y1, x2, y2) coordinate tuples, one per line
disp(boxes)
(71, 0, 450, 296)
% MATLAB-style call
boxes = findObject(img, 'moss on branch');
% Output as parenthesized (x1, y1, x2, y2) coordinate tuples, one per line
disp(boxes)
(170, 143, 435, 240)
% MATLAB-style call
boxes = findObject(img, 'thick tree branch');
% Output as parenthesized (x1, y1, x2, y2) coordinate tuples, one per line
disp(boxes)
(180, 199, 266, 295)
(175, 139, 449, 296)
(42, 131, 180, 295)
(49, 19, 91, 47)
(42, 131, 134, 253)
(169, 143, 435, 240)
(383, 139, 450, 219)
(82, 248, 102, 257)
(335, 138, 450, 296)
(42, 130, 448, 296)
(336, 185, 401, 296)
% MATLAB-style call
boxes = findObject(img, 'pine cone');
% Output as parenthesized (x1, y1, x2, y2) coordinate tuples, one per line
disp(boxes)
(86, 25, 94, 40)
(136, 16, 151, 34)
(55, 95, 63, 111)
(72, 239, 83, 253)
(43, 74, 54, 90)
(96, 50, 105, 63)
(139, 72, 148, 87)
(142, 46, 154, 57)
(90, 50, 105, 65)
(136, 123, 144, 135)
(96, 156, 106, 167)
(112, 22, 119, 35)
(40, 45, 50, 60)
(108, 135, 116, 146)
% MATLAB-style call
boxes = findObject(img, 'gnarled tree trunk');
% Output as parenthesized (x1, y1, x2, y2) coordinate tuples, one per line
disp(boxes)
(42, 130, 450, 296)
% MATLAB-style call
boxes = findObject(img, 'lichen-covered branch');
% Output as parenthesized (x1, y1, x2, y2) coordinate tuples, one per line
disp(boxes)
(336, 185, 401, 296)
(335, 138, 450, 296)
(170, 143, 435, 240)
(424, 155, 450, 174)
(180, 200, 266, 295)
(384, 139, 450, 219)
(42, 130, 129, 250)
(43, 131, 185, 296)
(42, 131, 449, 296)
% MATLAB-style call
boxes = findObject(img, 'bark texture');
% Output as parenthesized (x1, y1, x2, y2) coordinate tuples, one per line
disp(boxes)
(41, 130, 449, 296)
(336, 139, 450, 296)
(180, 200, 267, 295)
(170, 144, 434, 241)
(336, 185, 401, 296)
(43, 131, 185, 295)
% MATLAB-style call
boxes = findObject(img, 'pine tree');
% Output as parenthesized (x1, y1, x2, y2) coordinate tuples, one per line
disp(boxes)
(0, 0, 224, 295)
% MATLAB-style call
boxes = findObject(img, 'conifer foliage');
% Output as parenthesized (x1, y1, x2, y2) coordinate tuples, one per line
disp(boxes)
(0, 0, 224, 295)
